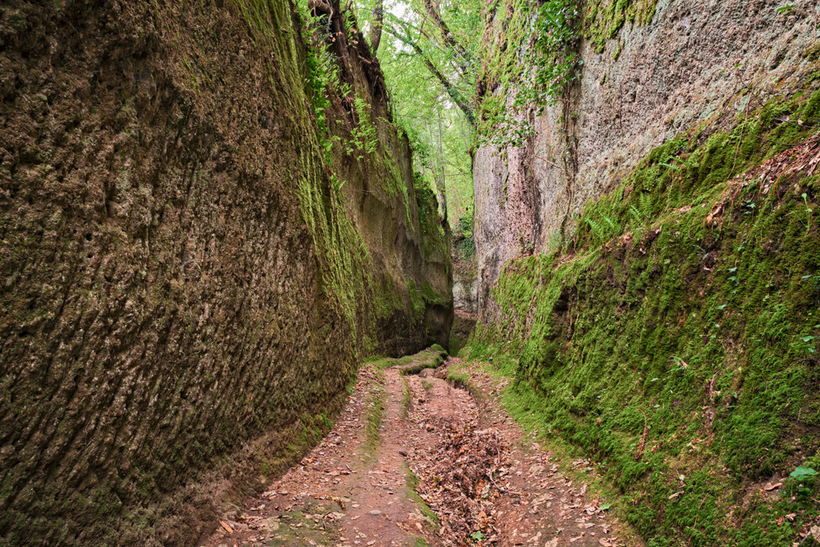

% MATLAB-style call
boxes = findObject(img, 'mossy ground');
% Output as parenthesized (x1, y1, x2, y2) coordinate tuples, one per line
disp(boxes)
(262, 500, 342, 546)
(468, 83, 820, 546)
(363, 367, 388, 456)
(365, 347, 449, 375)
(446, 356, 641, 541)
(404, 466, 441, 529)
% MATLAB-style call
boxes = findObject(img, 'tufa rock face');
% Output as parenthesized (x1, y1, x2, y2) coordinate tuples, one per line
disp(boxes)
(0, 0, 451, 545)
(473, 0, 817, 316)
(453, 275, 479, 314)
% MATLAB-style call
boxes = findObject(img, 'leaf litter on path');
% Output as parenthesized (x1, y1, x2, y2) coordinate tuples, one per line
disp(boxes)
(197, 352, 639, 547)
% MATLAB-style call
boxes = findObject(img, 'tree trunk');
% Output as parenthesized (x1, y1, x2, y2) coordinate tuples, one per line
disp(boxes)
(369, 0, 384, 53)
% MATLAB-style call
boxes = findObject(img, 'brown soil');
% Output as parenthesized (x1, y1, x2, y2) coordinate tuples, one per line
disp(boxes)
(199, 354, 637, 547)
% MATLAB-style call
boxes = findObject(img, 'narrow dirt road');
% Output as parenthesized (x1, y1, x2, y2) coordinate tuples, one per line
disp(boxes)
(200, 350, 636, 547)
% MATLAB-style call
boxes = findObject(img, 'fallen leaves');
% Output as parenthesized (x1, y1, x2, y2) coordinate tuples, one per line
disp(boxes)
(198, 358, 631, 547)
(331, 496, 346, 511)
(412, 417, 508, 545)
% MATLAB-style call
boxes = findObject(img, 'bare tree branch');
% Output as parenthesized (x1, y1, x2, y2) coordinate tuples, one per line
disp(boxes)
(369, 0, 384, 53)
(389, 14, 468, 80)
(420, 0, 473, 73)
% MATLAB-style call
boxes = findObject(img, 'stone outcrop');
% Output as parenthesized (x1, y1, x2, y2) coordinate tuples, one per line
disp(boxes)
(453, 275, 479, 314)
(0, 0, 451, 545)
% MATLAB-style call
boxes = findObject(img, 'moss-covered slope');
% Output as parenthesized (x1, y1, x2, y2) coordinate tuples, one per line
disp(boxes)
(470, 84, 820, 545)
(0, 0, 451, 545)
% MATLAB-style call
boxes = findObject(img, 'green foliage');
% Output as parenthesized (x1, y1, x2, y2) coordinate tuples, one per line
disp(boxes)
(477, 0, 584, 146)
(379, 0, 483, 222)
(355, 0, 479, 226)
(346, 96, 380, 160)
(385, 74, 474, 226)
(453, 212, 476, 273)
(302, 33, 339, 138)
(790, 466, 817, 479)
(516, 0, 582, 109)
(456, 213, 473, 238)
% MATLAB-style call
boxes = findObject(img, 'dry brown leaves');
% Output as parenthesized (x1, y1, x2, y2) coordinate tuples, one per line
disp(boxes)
(414, 417, 509, 545)
(706, 132, 820, 227)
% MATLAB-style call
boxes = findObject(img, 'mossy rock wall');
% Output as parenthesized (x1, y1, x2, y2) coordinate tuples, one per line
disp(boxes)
(473, 0, 819, 314)
(471, 66, 820, 544)
(471, 1, 820, 543)
(0, 0, 451, 545)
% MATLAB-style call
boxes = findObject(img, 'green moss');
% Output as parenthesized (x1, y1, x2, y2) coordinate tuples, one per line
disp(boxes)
(366, 347, 446, 374)
(584, 0, 657, 53)
(801, 41, 820, 61)
(406, 279, 426, 325)
(363, 368, 387, 455)
(474, 0, 535, 137)
(374, 274, 405, 320)
(401, 377, 411, 418)
(445, 366, 487, 403)
(415, 179, 449, 260)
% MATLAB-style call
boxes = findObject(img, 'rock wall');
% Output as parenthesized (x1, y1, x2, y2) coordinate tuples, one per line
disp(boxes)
(474, 0, 819, 315)
(469, 1, 820, 543)
(453, 276, 479, 314)
(0, 0, 451, 545)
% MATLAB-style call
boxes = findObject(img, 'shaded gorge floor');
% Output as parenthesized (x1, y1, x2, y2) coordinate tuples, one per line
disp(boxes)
(198, 348, 638, 547)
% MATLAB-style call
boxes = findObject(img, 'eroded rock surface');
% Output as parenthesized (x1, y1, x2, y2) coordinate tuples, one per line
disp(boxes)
(0, 1, 451, 545)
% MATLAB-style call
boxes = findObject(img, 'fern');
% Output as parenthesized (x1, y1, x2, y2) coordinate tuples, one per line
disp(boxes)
(603, 215, 619, 235)
(629, 205, 644, 225)
(586, 217, 602, 235)
(639, 192, 653, 218)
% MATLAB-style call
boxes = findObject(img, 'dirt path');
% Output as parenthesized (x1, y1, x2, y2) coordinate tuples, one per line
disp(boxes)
(199, 350, 636, 547)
